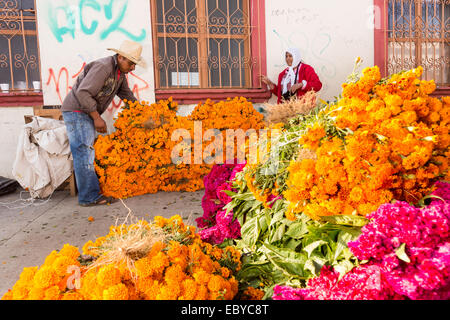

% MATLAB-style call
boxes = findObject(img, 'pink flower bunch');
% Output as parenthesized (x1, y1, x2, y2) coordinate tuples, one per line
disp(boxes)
(273, 182, 450, 300)
(348, 200, 449, 260)
(431, 181, 450, 204)
(196, 164, 235, 229)
(198, 210, 242, 245)
(197, 161, 246, 244)
(273, 265, 404, 300)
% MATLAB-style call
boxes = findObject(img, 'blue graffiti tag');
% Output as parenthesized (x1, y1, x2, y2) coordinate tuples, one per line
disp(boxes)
(46, 0, 146, 43)
(79, 0, 101, 35)
(47, 4, 77, 42)
(100, 0, 146, 41)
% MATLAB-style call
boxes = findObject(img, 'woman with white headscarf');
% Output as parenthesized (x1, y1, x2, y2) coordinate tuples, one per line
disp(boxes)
(260, 48, 322, 104)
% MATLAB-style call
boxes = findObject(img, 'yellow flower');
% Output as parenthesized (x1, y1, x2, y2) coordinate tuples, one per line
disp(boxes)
(242, 286, 265, 300)
(103, 283, 129, 300)
(61, 292, 84, 300)
(52, 256, 78, 278)
(27, 287, 45, 300)
(43, 251, 59, 267)
(43, 286, 61, 300)
(59, 244, 80, 261)
(19, 267, 38, 283)
(180, 279, 198, 300)
(82, 240, 96, 256)
(96, 265, 122, 288)
(11, 284, 29, 300)
(33, 267, 59, 289)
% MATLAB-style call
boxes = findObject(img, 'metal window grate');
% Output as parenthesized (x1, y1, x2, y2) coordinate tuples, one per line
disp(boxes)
(0, 0, 41, 93)
(387, 0, 450, 86)
(151, 0, 262, 89)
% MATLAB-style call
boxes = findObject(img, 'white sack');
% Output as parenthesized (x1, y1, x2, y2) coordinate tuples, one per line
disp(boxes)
(12, 117, 73, 199)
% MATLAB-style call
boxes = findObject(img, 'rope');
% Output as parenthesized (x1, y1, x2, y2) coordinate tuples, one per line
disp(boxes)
(0, 190, 54, 210)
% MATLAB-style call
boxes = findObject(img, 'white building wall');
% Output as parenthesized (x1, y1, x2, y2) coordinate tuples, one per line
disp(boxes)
(0, 107, 34, 179)
(265, 0, 376, 103)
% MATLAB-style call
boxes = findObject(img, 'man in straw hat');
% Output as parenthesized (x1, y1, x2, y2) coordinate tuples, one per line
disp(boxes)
(61, 40, 146, 207)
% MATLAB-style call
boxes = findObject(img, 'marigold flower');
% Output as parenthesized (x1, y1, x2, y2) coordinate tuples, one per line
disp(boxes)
(44, 286, 61, 300)
(52, 256, 78, 278)
(27, 287, 45, 300)
(19, 267, 38, 283)
(103, 283, 129, 300)
(180, 279, 198, 300)
(59, 244, 80, 261)
(61, 292, 83, 300)
(43, 251, 59, 267)
(94, 97, 265, 199)
(33, 267, 59, 289)
(11, 284, 28, 300)
(96, 265, 121, 288)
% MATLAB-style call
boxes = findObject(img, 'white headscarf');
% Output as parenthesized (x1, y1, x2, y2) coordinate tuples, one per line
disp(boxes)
(281, 48, 302, 94)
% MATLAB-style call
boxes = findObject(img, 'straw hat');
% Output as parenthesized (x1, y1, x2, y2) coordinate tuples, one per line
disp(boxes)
(108, 40, 147, 68)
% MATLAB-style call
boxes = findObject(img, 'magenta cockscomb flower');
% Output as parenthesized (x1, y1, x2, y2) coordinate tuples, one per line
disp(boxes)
(273, 263, 404, 300)
(196, 164, 235, 228)
(197, 161, 246, 244)
(274, 181, 450, 300)
(431, 181, 450, 203)
(200, 210, 242, 245)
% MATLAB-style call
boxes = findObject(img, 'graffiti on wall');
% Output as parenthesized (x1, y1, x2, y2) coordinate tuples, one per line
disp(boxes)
(36, 0, 154, 111)
(46, 62, 150, 113)
(46, 0, 147, 43)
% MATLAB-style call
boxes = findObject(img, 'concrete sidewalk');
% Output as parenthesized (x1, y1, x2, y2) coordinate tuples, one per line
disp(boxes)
(0, 189, 204, 297)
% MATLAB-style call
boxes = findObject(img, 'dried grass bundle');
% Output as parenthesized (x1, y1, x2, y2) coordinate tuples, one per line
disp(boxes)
(265, 91, 318, 125)
(87, 200, 166, 281)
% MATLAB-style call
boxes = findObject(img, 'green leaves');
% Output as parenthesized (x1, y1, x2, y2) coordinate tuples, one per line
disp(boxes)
(269, 223, 286, 243)
(333, 259, 356, 281)
(304, 254, 327, 277)
(320, 215, 369, 227)
(334, 231, 356, 262)
(261, 243, 307, 278)
(241, 216, 260, 249)
(237, 211, 362, 294)
(303, 240, 328, 258)
(285, 222, 309, 239)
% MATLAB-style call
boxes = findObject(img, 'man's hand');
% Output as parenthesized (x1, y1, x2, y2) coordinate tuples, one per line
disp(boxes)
(89, 111, 107, 133)
(94, 117, 107, 133)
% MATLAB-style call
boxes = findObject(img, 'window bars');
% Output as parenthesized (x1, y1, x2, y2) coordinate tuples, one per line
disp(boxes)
(0, 0, 41, 93)
(387, 0, 449, 86)
(151, 0, 262, 89)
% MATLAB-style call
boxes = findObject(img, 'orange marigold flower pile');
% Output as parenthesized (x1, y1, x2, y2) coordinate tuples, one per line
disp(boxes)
(285, 66, 449, 220)
(94, 97, 265, 199)
(2, 216, 242, 300)
(188, 97, 265, 132)
(1, 244, 84, 300)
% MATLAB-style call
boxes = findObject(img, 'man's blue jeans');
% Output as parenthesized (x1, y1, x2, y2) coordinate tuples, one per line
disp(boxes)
(62, 111, 102, 205)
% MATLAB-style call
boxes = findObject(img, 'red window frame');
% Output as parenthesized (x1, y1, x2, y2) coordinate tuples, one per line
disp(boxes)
(0, 92, 43, 107)
(152, 0, 271, 104)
